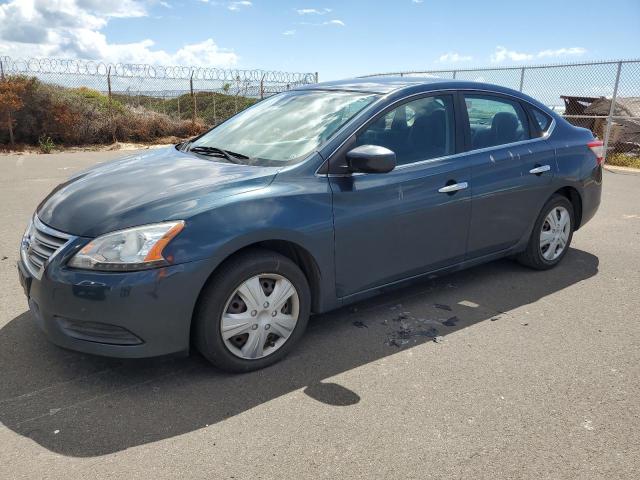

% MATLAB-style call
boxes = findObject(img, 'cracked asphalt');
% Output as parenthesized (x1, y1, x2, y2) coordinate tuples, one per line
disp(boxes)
(1, 150, 639, 479)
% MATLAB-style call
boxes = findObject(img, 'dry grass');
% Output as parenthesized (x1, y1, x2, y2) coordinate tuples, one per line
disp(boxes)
(606, 153, 640, 169)
(1, 76, 209, 148)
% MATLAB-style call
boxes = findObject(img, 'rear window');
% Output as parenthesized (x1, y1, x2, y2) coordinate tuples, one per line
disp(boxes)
(530, 107, 552, 135)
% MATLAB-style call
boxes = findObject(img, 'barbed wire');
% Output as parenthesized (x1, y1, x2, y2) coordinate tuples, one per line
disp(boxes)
(0, 56, 317, 84)
(358, 58, 640, 78)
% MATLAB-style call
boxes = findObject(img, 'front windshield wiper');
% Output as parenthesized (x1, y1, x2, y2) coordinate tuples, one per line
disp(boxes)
(177, 140, 193, 152)
(188, 145, 248, 164)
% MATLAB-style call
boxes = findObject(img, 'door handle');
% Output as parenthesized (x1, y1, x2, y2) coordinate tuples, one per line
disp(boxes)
(529, 165, 551, 175)
(438, 182, 469, 194)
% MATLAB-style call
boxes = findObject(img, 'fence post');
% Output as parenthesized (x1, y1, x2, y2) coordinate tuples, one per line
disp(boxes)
(0, 58, 5, 81)
(260, 74, 265, 99)
(519, 67, 525, 92)
(315, 72, 319, 83)
(190, 71, 196, 124)
(603, 61, 622, 160)
(213, 92, 217, 126)
(234, 76, 240, 113)
(452, 70, 457, 79)
(107, 66, 116, 143)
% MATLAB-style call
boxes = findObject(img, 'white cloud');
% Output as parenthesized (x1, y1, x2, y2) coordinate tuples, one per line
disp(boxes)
(438, 52, 472, 63)
(490, 46, 533, 63)
(282, 30, 296, 36)
(537, 47, 587, 58)
(0, 0, 238, 67)
(298, 18, 346, 27)
(491, 45, 587, 63)
(412, 0, 424, 4)
(228, 1, 252, 11)
(159, 1, 172, 8)
(296, 8, 332, 15)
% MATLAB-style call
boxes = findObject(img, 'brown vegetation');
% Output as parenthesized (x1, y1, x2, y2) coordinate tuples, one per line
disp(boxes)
(0, 76, 210, 148)
(0, 76, 26, 144)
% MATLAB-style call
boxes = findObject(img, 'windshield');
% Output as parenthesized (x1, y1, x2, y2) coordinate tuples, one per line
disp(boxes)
(190, 90, 379, 165)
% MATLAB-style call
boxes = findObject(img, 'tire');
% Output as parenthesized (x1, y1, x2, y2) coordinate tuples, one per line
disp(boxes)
(517, 194, 575, 270)
(193, 248, 311, 373)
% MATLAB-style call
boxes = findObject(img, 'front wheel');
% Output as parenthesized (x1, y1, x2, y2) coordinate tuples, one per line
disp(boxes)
(517, 194, 574, 270)
(194, 249, 311, 372)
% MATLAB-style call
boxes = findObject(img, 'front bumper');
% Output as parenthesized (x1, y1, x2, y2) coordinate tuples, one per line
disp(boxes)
(20, 248, 213, 359)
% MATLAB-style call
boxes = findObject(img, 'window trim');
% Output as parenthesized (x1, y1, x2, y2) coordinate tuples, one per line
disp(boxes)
(317, 88, 556, 176)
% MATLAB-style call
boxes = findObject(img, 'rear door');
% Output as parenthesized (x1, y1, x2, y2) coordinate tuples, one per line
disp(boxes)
(461, 93, 555, 259)
(329, 93, 472, 297)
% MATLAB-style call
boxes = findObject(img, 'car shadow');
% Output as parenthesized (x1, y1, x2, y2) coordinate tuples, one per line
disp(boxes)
(0, 249, 598, 457)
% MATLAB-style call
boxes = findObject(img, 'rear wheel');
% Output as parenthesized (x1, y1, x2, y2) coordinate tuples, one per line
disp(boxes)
(194, 249, 311, 372)
(517, 195, 574, 270)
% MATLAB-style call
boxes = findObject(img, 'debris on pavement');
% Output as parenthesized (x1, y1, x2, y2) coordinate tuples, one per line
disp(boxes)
(434, 303, 452, 311)
(442, 316, 459, 327)
(458, 300, 479, 308)
(433, 336, 444, 343)
(385, 321, 439, 347)
(383, 305, 466, 347)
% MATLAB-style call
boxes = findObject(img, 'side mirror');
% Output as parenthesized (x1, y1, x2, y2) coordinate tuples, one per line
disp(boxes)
(346, 145, 396, 174)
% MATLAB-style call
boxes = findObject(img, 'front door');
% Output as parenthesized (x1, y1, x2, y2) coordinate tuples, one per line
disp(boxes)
(330, 94, 472, 297)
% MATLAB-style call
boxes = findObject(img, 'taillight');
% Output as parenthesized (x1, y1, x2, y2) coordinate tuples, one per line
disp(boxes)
(588, 140, 605, 165)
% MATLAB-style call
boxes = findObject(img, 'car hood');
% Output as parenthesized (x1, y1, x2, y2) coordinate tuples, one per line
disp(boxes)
(37, 147, 278, 237)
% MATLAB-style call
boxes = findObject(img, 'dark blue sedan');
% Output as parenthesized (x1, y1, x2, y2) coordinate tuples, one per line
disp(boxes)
(18, 77, 603, 372)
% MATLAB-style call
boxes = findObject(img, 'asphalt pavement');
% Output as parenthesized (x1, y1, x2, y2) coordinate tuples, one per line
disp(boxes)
(0, 150, 638, 479)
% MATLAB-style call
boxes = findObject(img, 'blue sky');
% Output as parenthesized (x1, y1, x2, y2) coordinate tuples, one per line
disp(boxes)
(1, 0, 639, 79)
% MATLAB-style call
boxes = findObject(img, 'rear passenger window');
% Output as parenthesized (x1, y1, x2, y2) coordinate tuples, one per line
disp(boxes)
(530, 107, 552, 135)
(356, 95, 455, 165)
(464, 95, 530, 150)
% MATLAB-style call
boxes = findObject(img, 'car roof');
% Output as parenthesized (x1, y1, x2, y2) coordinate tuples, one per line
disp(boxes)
(294, 75, 522, 97)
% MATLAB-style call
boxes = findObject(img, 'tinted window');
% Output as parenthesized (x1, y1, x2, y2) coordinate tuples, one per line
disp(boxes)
(464, 95, 530, 149)
(357, 95, 455, 165)
(531, 107, 552, 134)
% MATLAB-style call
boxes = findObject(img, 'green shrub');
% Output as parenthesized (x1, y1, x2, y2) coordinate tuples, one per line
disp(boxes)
(38, 134, 55, 153)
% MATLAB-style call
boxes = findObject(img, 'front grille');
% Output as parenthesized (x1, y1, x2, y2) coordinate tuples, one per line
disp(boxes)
(21, 216, 74, 279)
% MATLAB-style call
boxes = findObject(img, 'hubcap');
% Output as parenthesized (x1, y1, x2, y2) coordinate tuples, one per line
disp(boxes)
(540, 206, 571, 261)
(221, 274, 300, 360)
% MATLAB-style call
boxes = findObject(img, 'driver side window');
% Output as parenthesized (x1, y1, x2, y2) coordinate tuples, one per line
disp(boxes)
(356, 95, 455, 166)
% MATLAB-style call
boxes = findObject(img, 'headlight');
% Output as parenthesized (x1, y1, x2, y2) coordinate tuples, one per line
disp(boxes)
(68, 221, 185, 271)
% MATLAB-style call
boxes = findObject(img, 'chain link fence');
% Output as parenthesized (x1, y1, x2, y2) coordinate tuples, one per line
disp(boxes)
(361, 60, 640, 163)
(0, 56, 317, 146)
